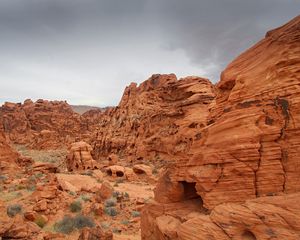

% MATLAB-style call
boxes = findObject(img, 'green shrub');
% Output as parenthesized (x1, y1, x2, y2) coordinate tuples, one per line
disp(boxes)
(80, 194, 90, 202)
(121, 219, 130, 225)
(73, 215, 95, 229)
(104, 197, 117, 207)
(35, 215, 47, 228)
(0, 175, 8, 181)
(7, 204, 22, 217)
(131, 211, 140, 217)
(54, 216, 74, 234)
(112, 191, 121, 198)
(68, 191, 76, 196)
(69, 201, 82, 213)
(54, 215, 95, 234)
(104, 207, 118, 217)
(27, 185, 36, 192)
(1, 191, 22, 202)
(100, 221, 111, 229)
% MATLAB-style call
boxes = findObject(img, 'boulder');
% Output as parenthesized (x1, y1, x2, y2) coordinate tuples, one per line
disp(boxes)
(96, 181, 113, 201)
(78, 226, 113, 240)
(66, 141, 100, 172)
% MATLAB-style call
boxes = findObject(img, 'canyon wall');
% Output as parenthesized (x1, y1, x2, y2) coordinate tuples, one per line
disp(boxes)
(141, 15, 300, 240)
(92, 74, 215, 165)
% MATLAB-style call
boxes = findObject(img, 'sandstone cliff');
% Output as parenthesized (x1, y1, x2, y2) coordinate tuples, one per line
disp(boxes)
(92, 74, 215, 165)
(141, 15, 300, 240)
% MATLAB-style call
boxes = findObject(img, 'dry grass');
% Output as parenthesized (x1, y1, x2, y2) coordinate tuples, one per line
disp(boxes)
(13, 144, 67, 164)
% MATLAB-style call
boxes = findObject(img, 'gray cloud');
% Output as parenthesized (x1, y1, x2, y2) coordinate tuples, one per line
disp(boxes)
(0, 0, 299, 106)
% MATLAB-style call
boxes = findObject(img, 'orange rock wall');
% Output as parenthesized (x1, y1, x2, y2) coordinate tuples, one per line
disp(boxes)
(92, 74, 216, 163)
(141, 15, 300, 240)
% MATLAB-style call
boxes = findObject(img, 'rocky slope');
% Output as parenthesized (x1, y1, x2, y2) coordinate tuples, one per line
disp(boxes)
(141, 15, 300, 239)
(92, 74, 215, 165)
(0, 99, 98, 149)
(0, 127, 20, 174)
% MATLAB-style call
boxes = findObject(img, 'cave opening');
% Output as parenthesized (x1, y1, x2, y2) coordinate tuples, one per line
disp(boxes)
(180, 181, 201, 201)
(242, 230, 257, 240)
(133, 168, 146, 175)
(116, 171, 124, 177)
(106, 169, 112, 176)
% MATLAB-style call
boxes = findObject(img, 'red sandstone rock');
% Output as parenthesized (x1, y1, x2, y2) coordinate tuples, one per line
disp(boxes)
(0, 128, 20, 174)
(0, 99, 94, 149)
(78, 226, 113, 240)
(92, 74, 215, 164)
(141, 15, 300, 239)
(142, 193, 300, 240)
(66, 141, 100, 172)
(96, 181, 113, 201)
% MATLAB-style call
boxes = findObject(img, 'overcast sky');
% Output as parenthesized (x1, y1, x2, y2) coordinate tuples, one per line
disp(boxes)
(0, 0, 299, 106)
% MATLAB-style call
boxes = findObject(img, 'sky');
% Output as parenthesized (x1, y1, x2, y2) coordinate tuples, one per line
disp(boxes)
(0, 0, 299, 107)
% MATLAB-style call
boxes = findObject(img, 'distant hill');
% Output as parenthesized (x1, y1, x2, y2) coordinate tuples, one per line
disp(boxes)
(70, 105, 102, 114)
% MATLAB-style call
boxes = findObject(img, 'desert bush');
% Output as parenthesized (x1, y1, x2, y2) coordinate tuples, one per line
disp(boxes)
(79, 194, 90, 202)
(152, 168, 158, 175)
(100, 221, 111, 229)
(54, 215, 95, 234)
(73, 214, 95, 229)
(68, 191, 76, 196)
(0, 175, 8, 181)
(69, 201, 82, 213)
(1, 191, 23, 202)
(26, 185, 36, 192)
(7, 204, 22, 217)
(131, 210, 140, 217)
(104, 197, 117, 207)
(54, 216, 74, 234)
(82, 170, 93, 176)
(104, 207, 118, 217)
(112, 191, 121, 198)
(120, 219, 130, 225)
(35, 215, 47, 228)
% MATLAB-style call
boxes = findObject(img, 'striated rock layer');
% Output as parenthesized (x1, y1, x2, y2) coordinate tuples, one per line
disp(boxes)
(92, 74, 215, 164)
(141, 15, 300, 239)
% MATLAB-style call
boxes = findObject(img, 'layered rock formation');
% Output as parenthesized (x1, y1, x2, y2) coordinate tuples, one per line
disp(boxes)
(93, 74, 215, 163)
(141, 15, 300, 239)
(66, 141, 100, 172)
(0, 99, 93, 149)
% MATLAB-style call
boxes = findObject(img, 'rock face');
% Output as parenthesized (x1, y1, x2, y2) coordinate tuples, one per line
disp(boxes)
(141, 15, 300, 239)
(66, 141, 100, 172)
(0, 99, 92, 149)
(93, 74, 215, 163)
(78, 226, 113, 240)
(142, 193, 300, 240)
(0, 128, 20, 173)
